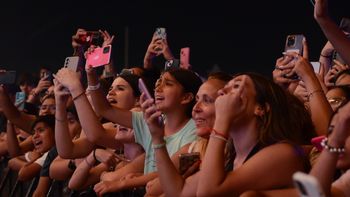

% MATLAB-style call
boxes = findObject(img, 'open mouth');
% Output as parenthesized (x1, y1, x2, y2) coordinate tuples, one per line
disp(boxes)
(118, 127, 129, 132)
(107, 98, 118, 104)
(155, 95, 165, 103)
(34, 140, 43, 148)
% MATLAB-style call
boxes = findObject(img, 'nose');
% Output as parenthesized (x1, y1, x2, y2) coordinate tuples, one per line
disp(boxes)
(192, 101, 202, 113)
(217, 88, 225, 96)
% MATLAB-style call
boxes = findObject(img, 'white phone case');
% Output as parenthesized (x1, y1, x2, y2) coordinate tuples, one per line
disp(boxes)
(293, 172, 325, 197)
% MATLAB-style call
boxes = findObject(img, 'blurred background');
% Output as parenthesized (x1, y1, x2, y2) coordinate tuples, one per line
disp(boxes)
(0, 0, 349, 77)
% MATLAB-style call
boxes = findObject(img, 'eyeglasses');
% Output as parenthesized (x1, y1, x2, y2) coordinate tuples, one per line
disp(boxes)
(328, 97, 346, 109)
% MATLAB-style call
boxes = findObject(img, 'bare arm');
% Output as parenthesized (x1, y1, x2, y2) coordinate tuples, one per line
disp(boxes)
(0, 86, 35, 133)
(314, 0, 350, 66)
(49, 156, 75, 180)
(32, 177, 51, 197)
(6, 121, 22, 157)
(18, 161, 42, 181)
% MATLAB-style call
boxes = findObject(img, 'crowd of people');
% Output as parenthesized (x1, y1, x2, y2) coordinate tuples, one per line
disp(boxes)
(0, 0, 350, 196)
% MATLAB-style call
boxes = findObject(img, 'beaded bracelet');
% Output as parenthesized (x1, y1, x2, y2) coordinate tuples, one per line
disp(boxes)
(212, 128, 228, 139)
(320, 137, 345, 153)
(320, 54, 332, 58)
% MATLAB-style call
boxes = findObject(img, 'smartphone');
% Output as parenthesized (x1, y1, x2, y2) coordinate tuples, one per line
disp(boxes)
(0, 70, 16, 85)
(285, 34, 305, 55)
(79, 31, 103, 46)
(64, 56, 80, 72)
(164, 59, 180, 71)
(179, 152, 200, 175)
(138, 78, 164, 125)
(293, 172, 325, 197)
(311, 136, 325, 152)
(138, 78, 153, 100)
(310, 62, 321, 74)
(154, 27, 167, 40)
(86, 45, 112, 68)
(180, 47, 190, 68)
(44, 71, 53, 82)
(15, 92, 26, 111)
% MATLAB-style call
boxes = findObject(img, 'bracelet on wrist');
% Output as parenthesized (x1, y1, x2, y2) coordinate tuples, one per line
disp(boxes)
(55, 117, 67, 123)
(321, 137, 345, 153)
(210, 133, 229, 143)
(87, 83, 100, 91)
(308, 89, 323, 100)
(84, 157, 94, 167)
(72, 91, 85, 101)
(152, 141, 166, 149)
(212, 128, 228, 139)
(93, 149, 98, 162)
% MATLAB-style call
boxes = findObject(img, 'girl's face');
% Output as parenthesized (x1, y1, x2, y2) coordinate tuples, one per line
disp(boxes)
(192, 79, 224, 137)
(326, 88, 347, 111)
(32, 122, 55, 154)
(67, 112, 81, 139)
(107, 77, 138, 109)
(39, 98, 56, 116)
(154, 72, 187, 112)
(337, 136, 350, 170)
(114, 124, 135, 143)
(218, 75, 259, 124)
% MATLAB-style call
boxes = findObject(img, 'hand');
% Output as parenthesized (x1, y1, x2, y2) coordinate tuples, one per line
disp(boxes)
(154, 39, 174, 60)
(29, 151, 42, 161)
(314, 0, 329, 21)
(53, 79, 70, 104)
(72, 28, 88, 49)
(54, 68, 82, 94)
(140, 93, 165, 143)
(94, 149, 118, 169)
(214, 76, 248, 131)
(324, 60, 349, 87)
(320, 41, 334, 58)
(99, 30, 115, 47)
(94, 180, 122, 196)
(282, 53, 315, 80)
(293, 81, 309, 103)
(119, 172, 142, 181)
(273, 55, 298, 87)
(328, 102, 350, 146)
(34, 77, 52, 95)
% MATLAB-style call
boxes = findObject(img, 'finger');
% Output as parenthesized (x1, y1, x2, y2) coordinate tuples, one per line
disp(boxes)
(333, 59, 348, 70)
(302, 38, 309, 60)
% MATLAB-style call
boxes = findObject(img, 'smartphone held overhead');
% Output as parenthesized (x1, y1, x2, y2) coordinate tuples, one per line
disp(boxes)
(284, 34, 305, 55)
(86, 45, 112, 68)
(64, 56, 80, 72)
(0, 70, 16, 85)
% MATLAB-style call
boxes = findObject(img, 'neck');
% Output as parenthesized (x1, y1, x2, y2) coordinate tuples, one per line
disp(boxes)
(230, 120, 259, 161)
(164, 110, 190, 136)
(123, 143, 143, 160)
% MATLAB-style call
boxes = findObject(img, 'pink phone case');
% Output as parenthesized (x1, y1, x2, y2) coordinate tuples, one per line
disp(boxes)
(138, 78, 153, 100)
(180, 47, 190, 68)
(86, 45, 112, 68)
(311, 136, 326, 152)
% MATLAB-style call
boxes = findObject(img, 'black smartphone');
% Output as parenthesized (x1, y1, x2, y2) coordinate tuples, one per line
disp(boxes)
(179, 152, 200, 175)
(164, 59, 180, 71)
(0, 71, 16, 84)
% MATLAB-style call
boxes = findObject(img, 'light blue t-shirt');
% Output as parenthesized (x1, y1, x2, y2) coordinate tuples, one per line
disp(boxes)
(132, 111, 197, 174)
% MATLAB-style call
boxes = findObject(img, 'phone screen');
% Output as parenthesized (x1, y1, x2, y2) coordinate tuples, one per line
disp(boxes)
(15, 92, 26, 111)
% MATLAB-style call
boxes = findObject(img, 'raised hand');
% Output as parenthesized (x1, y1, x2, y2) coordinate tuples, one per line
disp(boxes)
(72, 28, 88, 49)
(99, 30, 115, 47)
(54, 68, 82, 94)
(140, 93, 164, 144)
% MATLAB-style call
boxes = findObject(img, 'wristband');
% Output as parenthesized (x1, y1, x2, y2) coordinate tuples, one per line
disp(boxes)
(72, 91, 85, 101)
(321, 137, 345, 153)
(152, 142, 166, 149)
(87, 83, 100, 91)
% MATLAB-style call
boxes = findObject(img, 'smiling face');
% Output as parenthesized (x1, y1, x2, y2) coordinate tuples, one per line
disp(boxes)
(32, 122, 55, 154)
(154, 72, 188, 112)
(192, 79, 225, 137)
(107, 77, 138, 109)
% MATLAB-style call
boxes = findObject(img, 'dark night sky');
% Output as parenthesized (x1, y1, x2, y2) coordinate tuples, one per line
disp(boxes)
(0, 0, 349, 78)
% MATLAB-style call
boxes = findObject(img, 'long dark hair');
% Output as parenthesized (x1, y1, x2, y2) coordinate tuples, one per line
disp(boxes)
(234, 72, 315, 146)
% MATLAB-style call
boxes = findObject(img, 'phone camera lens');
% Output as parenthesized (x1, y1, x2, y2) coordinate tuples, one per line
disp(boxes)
(103, 46, 110, 54)
(287, 36, 296, 47)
